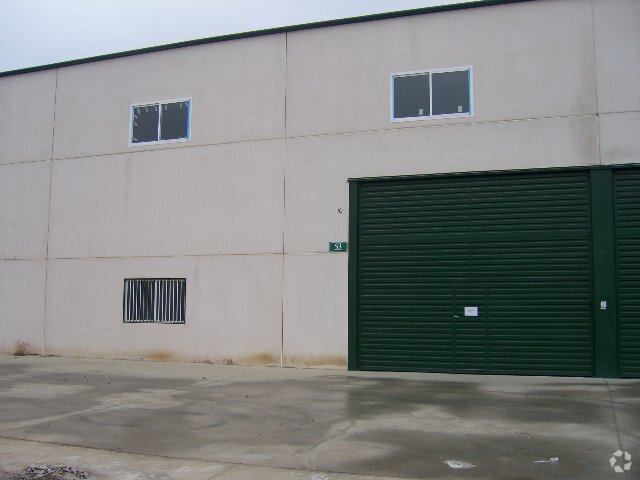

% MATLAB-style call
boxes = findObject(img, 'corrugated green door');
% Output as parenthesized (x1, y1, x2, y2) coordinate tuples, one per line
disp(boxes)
(615, 168, 640, 378)
(353, 171, 594, 375)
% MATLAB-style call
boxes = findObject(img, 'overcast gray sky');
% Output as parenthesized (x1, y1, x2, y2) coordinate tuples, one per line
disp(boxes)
(0, 0, 478, 73)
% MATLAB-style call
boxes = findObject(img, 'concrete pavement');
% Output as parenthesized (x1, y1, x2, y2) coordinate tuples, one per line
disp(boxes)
(0, 355, 638, 479)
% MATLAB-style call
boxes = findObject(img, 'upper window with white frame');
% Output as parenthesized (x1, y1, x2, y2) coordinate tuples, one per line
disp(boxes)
(130, 98, 191, 145)
(391, 67, 472, 122)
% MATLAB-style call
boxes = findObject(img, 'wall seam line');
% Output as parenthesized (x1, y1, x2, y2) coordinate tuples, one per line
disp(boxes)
(281, 32, 288, 368)
(590, 0, 603, 166)
(0, 158, 51, 168)
(43, 68, 59, 357)
(3, 252, 339, 262)
(45, 113, 601, 165)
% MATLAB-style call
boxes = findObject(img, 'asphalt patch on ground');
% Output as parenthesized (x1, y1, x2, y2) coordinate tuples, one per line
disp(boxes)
(3, 465, 89, 480)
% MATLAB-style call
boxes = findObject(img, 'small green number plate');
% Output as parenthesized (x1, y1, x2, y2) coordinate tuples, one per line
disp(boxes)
(329, 242, 348, 252)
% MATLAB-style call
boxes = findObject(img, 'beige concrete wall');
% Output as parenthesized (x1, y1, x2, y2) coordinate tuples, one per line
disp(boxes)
(44, 255, 283, 363)
(593, 0, 640, 114)
(600, 112, 640, 165)
(594, 0, 640, 165)
(48, 140, 284, 259)
(0, 70, 57, 165)
(283, 253, 348, 366)
(1, 0, 635, 367)
(0, 260, 46, 354)
(0, 161, 51, 259)
(52, 34, 286, 160)
(0, 70, 54, 355)
(286, 0, 596, 137)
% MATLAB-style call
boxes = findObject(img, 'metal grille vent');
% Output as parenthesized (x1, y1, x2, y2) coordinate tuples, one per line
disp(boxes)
(123, 278, 186, 324)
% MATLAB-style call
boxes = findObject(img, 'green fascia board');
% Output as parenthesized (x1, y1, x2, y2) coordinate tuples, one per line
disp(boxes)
(348, 164, 640, 183)
(0, 0, 532, 78)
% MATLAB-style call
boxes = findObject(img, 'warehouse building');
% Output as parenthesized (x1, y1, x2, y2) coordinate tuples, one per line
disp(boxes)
(1, 0, 639, 377)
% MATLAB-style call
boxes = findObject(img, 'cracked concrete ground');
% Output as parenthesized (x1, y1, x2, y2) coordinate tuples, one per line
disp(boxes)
(0, 355, 638, 480)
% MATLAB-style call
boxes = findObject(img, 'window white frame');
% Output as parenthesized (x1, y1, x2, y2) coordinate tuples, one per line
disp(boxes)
(129, 97, 192, 146)
(390, 66, 473, 123)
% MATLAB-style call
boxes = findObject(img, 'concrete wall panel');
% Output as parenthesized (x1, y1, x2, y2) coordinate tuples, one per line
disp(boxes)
(53, 35, 285, 159)
(283, 253, 347, 366)
(593, 0, 640, 114)
(285, 115, 599, 253)
(0, 161, 51, 259)
(600, 112, 640, 165)
(0, 260, 46, 354)
(48, 140, 284, 258)
(44, 255, 282, 362)
(287, 0, 595, 137)
(0, 70, 57, 165)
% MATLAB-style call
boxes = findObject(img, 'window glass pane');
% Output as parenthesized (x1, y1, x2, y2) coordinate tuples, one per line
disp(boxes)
(431, 70, 470, 116)
(160, 101, 189, 141)
(394, 74, 430, 119)
(131, 104, 159, 143)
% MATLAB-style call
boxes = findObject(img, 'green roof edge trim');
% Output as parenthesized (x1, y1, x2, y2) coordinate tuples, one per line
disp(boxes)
(0, 0, 532, 78)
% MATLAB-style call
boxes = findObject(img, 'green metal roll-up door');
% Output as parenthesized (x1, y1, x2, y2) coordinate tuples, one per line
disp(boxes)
(352, 171, 594, 376)
(615, 168, 640, 378)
